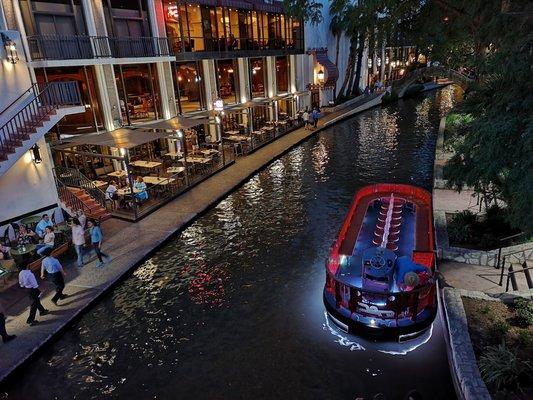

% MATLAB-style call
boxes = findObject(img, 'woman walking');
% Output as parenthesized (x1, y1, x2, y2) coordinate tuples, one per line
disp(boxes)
(71, 217, 85, 268)
(88, 219, 111, 268)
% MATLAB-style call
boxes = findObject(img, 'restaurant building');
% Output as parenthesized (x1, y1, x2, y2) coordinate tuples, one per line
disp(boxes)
(0, 0, 375, 258)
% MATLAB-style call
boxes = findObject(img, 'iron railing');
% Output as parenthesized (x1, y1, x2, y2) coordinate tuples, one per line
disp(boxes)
(168, 35, 303, 55)
(497, 241, 533, 290)
(27, 35, 171, 60)
(0, 81, 81, 159)
(53, 167, 107, 210)
(55, 177, 94, 218)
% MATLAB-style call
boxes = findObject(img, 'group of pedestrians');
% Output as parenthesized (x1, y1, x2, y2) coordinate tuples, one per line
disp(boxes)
(302, 107, 321, 130)
(1, 217, 112, 340)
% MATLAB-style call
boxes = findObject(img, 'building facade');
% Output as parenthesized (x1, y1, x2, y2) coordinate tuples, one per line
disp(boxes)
(0, 0, 381, 233)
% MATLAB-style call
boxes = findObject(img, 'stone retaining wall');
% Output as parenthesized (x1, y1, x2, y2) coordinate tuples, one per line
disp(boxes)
(442, 288, 492, 400)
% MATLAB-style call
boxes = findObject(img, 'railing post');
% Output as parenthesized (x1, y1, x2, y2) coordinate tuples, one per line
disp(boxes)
(499, 256, 506, 286)
(496, 247, 502, 269)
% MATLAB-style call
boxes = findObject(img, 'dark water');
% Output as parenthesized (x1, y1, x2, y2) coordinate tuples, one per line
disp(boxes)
(3, 87, 462, 400)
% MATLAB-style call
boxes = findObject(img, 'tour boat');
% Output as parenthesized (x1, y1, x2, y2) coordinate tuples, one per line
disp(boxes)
(323, 184, 437, 337)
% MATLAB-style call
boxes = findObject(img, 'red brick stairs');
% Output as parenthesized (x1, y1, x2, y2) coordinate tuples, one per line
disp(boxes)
(64, 187, 112, 222)
(0, 105, 56, 163)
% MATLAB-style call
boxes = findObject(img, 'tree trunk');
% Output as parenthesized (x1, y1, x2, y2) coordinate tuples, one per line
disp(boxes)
(337, 44, 355, 98)
(333, 33, 341, 100)
(351, 31, 365, 95)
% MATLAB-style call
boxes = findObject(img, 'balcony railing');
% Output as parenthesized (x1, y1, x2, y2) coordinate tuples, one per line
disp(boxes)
(27, 35, 172, 61)
(168, 35, 304, 55)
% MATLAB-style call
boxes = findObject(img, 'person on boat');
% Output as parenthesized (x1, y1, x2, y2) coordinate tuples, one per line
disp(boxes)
(395, 256, 428, 291)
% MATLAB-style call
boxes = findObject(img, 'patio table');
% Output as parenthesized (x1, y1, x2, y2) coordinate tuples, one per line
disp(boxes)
(167, 166, 186, 174)
(10, 244, 36, 257)
(117, 187, 141, 196)
(92, 180, 107, 188)
(179, 157, 212, 164)
(143, 176, 175, 185)
(226, 130, 240, 135)
(107, 170, 127, 178)
(130, 160, 162, 169)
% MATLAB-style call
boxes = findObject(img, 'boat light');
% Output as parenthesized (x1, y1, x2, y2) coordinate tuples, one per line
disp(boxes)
(389, 295, 395, 301)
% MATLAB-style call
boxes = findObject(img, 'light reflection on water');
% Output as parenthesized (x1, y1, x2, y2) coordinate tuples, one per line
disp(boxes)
(3, 87, 462, 400)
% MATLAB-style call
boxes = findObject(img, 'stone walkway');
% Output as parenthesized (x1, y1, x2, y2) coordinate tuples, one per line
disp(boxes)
(0, 98, 381, 382)
(439, 260, 506, 294)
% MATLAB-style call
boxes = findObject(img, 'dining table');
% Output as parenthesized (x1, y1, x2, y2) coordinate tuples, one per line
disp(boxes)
(224, 135, 250, 142)
(10, 244, 36, 257)
(129, 160, 162, 169)
(226, 130, 240, 136)
(107, 170, 127, 178)
(167, 166, 186, 174)
(199, 149, 219, 156)
(165, 152, 184, 159)
(143, 176, 175, 185)
(92, 180, 108, 188)
(117, 187, 142, 196)
(179, 157, 212, 164)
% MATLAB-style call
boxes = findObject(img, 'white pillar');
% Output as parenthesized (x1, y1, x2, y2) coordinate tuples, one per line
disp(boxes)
(265, 56, 276, 97)
(12, 0, 36, 83)
(0, 2, 8, 30)
(289, 55, 297, 93)
(202, 59, 218, 142)
(237, 57, 249, 103)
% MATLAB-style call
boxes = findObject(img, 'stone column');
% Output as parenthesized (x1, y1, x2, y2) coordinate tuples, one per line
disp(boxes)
(237, 57, 249, 103)
(202, 59, 218, 142)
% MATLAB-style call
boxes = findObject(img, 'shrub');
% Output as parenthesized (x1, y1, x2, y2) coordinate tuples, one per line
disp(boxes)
(479, 342, 532, 390)
(516, 330, 533, 348)
(447, 210, 478, 244)
(515, 298, 533, 326)
(488, 319, 511, 341)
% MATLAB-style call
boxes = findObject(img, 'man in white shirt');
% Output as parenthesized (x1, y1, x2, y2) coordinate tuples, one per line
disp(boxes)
(106, 181, 118, 202)
(19, 265, 49, 325)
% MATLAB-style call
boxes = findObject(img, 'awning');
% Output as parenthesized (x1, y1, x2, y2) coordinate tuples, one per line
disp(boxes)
(64, 128, 173, 149)
(307, 48, 339, 87)
(220, 0, 253, 10)
(143, 116, 210, 130)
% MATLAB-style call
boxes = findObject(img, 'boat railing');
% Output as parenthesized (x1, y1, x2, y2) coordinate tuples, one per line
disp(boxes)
(326, 273, 436, 322)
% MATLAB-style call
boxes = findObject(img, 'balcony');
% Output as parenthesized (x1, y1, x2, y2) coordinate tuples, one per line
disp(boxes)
(26, 35, 172, 61)
(169, 35, 304, 61)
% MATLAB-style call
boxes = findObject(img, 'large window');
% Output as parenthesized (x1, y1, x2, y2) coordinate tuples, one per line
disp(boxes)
(216, 59, 238, 103)
(103, 0, 151, 37)
(19, 0, 87, 36)
(173, 61, 205, 113)
(115, 64, 161, 125)
(35, 66, 103, 135)
(250, 58, 265, 98)
(276, 56, 289, 93)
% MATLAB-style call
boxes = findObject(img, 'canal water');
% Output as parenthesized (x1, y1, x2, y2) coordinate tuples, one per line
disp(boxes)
(3, 87, 462, 400)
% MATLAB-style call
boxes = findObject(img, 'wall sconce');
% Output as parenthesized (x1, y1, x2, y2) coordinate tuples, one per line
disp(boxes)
(377, 57, 381, 67)
(367, 58, 372, 68)
(30, 144, 42, 164)
(1, 33, 19, 64)
(317, 69, 324, 83)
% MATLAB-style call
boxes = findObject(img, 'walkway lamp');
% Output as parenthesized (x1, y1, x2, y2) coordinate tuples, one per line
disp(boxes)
(317, 69, 324, 83)
(1, 33, 19, 64)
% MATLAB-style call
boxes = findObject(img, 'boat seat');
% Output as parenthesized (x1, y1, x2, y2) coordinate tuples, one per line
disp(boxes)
(386, 243, 398, 251)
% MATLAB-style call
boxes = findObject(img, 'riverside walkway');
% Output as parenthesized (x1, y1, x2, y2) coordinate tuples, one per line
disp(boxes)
(0, 95, 383, 383)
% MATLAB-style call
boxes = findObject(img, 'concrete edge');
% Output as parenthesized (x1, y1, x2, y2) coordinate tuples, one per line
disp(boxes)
(442, 287, 492, 400)
(0, 96, 384, 384)
(323, 94, 384, 127)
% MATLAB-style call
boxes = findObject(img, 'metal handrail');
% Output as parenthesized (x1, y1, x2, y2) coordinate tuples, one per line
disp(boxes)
(53, 167, 107, 210)
(496, 232, 527, 269)
(168, 35, 303, 54)
(0, 83, 40, 117)
(506, 265, 533, 292)
(0, 81, 81, 157)
(498, 241, 533, 286)
(27, 35, 171, 60)
(55, 178, 93, 217)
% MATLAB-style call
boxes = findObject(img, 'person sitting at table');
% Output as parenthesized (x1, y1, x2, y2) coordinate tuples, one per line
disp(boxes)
(0, 243, 11, 260)
(36, 226, 55, 256)
(35, 214, 53, 238)
(134, 176, 148, 202)
(106, 181, 118, 201)
(17, 225, 36, 246)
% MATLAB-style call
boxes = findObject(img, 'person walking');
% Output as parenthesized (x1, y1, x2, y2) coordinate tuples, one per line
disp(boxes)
(71, 217, 85, 268)
(0, 302, 16, 343)
(40, 247, 68, 305)
(302, 109, 310, 130)
(19, 264, 49, 325)
(88, 219, 111, 268)
(312, 107, 320, 128)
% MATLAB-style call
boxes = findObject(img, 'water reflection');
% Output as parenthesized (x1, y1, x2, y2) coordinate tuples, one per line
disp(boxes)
(3, 86, 462, 400)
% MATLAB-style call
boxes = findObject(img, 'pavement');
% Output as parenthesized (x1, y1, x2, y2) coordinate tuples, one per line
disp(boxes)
(0, 97, 382, 382)
(439, 260, 506, 294)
